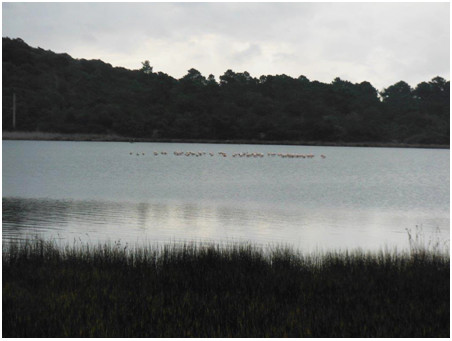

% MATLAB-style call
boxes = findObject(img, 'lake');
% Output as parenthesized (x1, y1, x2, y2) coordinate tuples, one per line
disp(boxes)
(2, 140, 450, 252)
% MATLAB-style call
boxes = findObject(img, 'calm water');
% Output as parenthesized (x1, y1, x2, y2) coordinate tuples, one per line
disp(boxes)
(2, 140, 450, 251)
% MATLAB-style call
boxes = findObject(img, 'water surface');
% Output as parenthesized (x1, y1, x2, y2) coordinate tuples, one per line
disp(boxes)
(3, 140, 449, 251)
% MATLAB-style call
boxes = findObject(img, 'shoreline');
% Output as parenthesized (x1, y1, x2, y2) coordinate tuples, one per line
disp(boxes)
(2, 131, 449, 149)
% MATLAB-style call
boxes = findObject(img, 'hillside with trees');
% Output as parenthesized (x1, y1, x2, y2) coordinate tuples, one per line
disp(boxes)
(2, 37, 450, 145)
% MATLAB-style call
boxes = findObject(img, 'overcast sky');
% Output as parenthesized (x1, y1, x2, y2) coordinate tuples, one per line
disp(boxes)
(2, 2, 450, 91)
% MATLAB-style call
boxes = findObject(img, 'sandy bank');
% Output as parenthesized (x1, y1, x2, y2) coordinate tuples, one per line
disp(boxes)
(2, 131, 449, 149)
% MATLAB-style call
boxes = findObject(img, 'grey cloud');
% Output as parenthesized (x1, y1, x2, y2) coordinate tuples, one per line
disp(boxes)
(232, 43, 262, 63)
(2, 2, 449, 89)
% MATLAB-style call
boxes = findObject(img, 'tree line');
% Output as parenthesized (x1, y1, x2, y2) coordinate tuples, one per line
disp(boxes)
(2, 37, 450, 144)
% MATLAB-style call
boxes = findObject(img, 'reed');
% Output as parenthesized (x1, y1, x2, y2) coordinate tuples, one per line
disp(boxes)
(2, 236, 449, 337)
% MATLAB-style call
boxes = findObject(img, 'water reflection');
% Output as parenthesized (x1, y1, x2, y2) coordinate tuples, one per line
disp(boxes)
(3, 197, 448, 252)
(2, 141, 449, 251)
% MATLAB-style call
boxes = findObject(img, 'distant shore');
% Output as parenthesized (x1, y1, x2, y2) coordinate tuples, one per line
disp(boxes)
(2, 131, 449, 149)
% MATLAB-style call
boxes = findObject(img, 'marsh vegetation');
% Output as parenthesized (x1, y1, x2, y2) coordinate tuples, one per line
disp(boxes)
(2, 235, 449, 337)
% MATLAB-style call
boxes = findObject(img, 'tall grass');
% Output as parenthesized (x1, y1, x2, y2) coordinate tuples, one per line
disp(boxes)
(3, 235, 449, 337)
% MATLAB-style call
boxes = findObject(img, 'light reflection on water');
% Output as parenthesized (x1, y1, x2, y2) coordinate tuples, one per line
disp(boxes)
(2, 197, 448, 252)
(2, 141, 450, 252)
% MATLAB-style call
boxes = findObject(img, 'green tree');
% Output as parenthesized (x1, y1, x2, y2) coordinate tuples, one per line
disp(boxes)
(140, 60, 153, 74)
(2, 37, 449, 145)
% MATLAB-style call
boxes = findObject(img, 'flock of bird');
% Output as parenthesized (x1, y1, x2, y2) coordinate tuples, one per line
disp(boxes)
(129, 151, 326, 159)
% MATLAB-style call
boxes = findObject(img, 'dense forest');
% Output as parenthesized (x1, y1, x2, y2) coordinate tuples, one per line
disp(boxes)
(2, 37, 450, 144)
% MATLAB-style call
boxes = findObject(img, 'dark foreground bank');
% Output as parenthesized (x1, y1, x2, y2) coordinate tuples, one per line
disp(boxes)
(2, 239, 450, 337)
